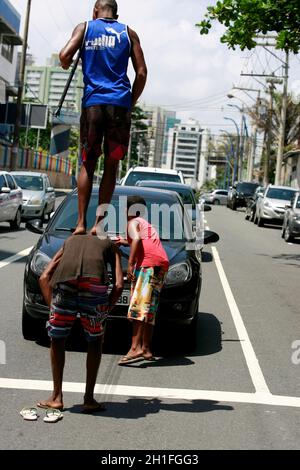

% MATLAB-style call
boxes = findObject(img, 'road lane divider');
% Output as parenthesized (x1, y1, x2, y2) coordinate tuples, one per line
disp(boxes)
(0, 247, 33, 270)
(211, 245, 270, 394)
(0, 378, 300, 408)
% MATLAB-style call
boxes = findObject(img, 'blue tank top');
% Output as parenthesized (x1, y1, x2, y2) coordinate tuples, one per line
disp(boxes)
(81, 18, 132, 109)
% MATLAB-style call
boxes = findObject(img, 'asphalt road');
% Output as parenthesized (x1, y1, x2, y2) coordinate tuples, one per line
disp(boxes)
(0, 198, 300, 450)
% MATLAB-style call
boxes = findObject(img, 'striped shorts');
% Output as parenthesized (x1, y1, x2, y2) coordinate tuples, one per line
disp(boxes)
(47, 277, 109, 342)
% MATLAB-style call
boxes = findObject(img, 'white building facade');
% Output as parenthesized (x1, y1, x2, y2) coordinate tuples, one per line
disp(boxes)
(166, 120, 216, 189)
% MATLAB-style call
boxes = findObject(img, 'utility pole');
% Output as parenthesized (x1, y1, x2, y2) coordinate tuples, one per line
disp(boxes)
(275, 51, 289, 185)
(11, 0, 32, 170)
(264, 83, 275, 186)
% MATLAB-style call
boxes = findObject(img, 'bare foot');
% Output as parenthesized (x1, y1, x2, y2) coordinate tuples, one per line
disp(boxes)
(89, 225, 98, 236)
(82, 399, 106, 413)
(37, 397, 63, 410)
(73, 224, 87, 236)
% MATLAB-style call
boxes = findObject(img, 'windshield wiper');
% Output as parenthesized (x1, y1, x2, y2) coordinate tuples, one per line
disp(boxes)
(55, 227, 75, 232)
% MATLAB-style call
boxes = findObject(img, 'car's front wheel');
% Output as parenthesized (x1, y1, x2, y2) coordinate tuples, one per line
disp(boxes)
(213, 199, 220, 206)
(22, 304, 45, 341)
(284, 225, 294, 243)
(10, 208, 21, 230)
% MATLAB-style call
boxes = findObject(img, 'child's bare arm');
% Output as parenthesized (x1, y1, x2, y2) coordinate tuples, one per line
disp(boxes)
(108, 252, 124, 309)
(39, 247, 64, 307)
(127, 220, 141, 281)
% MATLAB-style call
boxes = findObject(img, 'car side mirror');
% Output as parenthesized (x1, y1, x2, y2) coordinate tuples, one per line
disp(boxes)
(47, 187, 54, 193)
(203, 204, 212, 212)
(0, 187, 11, 194)
(204, 230, 219, 245)
(26, 219, 44, 235)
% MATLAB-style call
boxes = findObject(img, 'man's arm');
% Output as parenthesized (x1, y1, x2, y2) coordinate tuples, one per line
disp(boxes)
(108, 252, 124, 309)
(39, 248, 64, 307)
(128, 28, 147, 108)
(59, 22, 86, 70)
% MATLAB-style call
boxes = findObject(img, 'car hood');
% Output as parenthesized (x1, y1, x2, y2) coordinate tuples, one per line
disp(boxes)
(265, 198, 291, 208)
(22, 190, 44, 201)
(37, 233, 190, 270)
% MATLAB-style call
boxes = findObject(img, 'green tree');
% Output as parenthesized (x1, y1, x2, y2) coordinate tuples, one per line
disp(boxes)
(197, 0, 300, 53)
(19, 123, 51, 151)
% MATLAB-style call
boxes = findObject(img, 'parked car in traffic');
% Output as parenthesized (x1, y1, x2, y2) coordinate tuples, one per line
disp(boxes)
(228, 181, 260, 210)
(245, 186, 265, 222)
(0, 171, 23, 230)
(281, 191, 300, 242)
(202, 189, 228, 206)
(11, 171, 55, 222)
(122, 166, 185, 186)
(23, 186, 219, 342)
(255, 184, 297, 227)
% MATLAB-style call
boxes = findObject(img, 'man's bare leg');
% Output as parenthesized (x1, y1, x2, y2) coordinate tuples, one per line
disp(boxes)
(142, 323, 154, 359)
(90, 156, 119, 235)
(37, 338, 65, 410)
(74, 159, 98, 235)
(83, 337, 106, 412)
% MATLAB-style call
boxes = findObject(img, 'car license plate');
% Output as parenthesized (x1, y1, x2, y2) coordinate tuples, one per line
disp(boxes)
(116, 290, 130, 306)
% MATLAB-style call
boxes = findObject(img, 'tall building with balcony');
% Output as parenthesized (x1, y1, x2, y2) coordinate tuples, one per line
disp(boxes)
(166, 120, 216, 189)
(139, 104, 176, 168)
(0, 0, 22, 103)
(24, 54, 83, 112)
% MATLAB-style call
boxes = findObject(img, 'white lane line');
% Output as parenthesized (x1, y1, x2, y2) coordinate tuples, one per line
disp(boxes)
(0, 247, 33, 269)
(211, 245, 270, 394)
(0, 378, 299, 408)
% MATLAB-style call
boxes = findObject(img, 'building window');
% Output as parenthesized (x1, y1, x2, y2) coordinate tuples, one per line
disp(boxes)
(1, 38, 14, 63)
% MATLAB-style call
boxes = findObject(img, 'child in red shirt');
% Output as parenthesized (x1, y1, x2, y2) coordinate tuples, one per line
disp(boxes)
(116, 195, 169, 364)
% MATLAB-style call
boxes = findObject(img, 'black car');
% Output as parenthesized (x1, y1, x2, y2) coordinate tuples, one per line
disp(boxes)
(229, 181, 260, 210)
(23, 186, 219, 341)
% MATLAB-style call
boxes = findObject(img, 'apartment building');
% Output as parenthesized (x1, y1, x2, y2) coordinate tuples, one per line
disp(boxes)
(24, 54, 83, 111)
(0, 0, 22, 103)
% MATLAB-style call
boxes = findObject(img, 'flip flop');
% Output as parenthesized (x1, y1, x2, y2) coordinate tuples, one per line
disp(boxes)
(43, 408, 63, 423)
(118, 353, 144, 365)
(20, 407, 38, 421)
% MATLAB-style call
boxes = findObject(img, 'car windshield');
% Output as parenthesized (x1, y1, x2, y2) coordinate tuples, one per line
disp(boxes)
(125, 172, 181, 186)
(236, 183, 259, 193)
(51, 194, 191, 242)
(13, 175, 43, 191)
(266, 188, 296, 201)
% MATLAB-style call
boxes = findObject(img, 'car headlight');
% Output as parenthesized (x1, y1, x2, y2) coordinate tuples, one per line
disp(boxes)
(165, 261, 192, 286)
(30, 198, 42, 206)
(293, 215, 300, 221)
(30, 250, 51, 276)
(264, 201, 272, 208)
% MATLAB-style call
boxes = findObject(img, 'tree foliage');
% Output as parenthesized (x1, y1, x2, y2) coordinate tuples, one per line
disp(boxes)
(197, 0, 300, 53)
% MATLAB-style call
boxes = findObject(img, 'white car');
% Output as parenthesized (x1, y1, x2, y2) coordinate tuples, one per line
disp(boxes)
(11, 171, 55, 221)
(0, 171, 23, 229)
(122, 166, 185, 186)
(255, 184, 297, 227)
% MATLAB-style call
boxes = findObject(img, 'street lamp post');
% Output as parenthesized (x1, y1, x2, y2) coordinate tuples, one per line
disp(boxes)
(224, 117, 240, 184)
(227, 103, 246, 181)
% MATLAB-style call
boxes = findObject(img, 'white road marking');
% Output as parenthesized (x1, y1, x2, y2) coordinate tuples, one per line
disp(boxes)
(0, 247, 33, 269)
(211, 245, 270, 394)
(0, 378, 300, 408)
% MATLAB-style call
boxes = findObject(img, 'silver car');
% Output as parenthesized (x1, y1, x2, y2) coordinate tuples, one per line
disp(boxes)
(282, 191, 300, 242)
(0, 171, 23, 229)
(202, 189, 228, 206)
(255, 184, 297, 227)
(11, 171, 55, 221)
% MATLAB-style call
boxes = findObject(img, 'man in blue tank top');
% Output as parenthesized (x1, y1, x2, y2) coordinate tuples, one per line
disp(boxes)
(59, 0, 147, 235)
